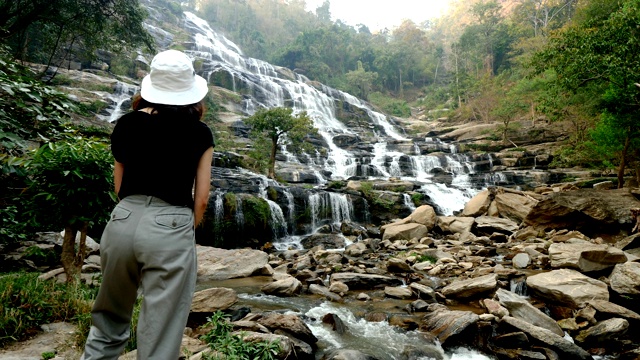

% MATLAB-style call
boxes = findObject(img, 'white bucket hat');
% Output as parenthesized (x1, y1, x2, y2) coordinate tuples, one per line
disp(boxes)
(140, 50, 209, 106)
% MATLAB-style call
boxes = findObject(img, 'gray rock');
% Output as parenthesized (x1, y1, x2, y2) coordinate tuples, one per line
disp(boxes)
(197, 246, 268, 281)
(441, 273, 497, 299)
(384, 286, 413, 299)
(575, 318, 629, 344)
(501, 316, 591, 360)
(308, 284, 342, 302)
(474, 216, 519, 235)
(330, 272, 402, 290)
(609, 262, 640, 296)
(548, 240, 627, 272)
(526, 269, 609, 308)
(191, 287, 237, 312)
(421, 304, 479, 345)
(496, 288, 564, 336)
(261, 277, 303, 297)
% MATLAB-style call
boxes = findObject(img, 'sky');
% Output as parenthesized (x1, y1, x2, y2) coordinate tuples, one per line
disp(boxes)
(304, 0, 452, 31)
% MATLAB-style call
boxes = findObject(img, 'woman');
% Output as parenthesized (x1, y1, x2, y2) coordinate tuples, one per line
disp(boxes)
(82, 49, 214, 360)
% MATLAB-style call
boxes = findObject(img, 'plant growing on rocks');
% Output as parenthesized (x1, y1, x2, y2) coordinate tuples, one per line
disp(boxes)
(200, 311, 279, 360)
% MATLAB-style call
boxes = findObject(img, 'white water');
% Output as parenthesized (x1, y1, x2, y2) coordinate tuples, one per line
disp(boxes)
(305, 302, 494, 360)
(103, 81, 138, 123)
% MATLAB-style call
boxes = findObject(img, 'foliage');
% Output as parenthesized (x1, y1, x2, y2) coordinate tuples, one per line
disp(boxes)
(25, 133, 115, 231)
(0, 272, 97, 347)
(0, 0, 154, 71)
(24, 133, 115, 281)
(0, 205, 27, 246)
(200, 311, 280, 360)
(242, 196, 270, 231)
(533, 0, 640, 186)
(368, 92, 411, 117)
(327, 180, 346, 190)
(0, 47, 72, 155)
(244, 107, 317, 179)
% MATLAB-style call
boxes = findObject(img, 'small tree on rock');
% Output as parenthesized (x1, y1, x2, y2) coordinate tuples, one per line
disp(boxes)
(26, 134, 115, 282)
(244, 107, 317, 179)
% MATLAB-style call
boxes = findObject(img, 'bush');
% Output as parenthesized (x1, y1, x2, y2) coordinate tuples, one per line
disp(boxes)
(200, 311, 279, 360)
(0, 272, 97, 347)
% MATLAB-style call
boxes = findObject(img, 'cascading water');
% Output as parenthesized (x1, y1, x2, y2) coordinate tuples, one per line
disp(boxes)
(403, 194, 416, 212)
(103, 81, 138, 123)
(180, 11, 499, 218)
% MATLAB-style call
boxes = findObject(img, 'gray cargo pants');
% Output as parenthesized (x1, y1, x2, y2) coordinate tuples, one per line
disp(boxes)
(82, 195, 197, 360)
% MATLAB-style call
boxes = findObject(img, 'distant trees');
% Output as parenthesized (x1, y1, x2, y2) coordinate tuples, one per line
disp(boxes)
(244, 107, 317, 179)
(0, 0, 153, 74)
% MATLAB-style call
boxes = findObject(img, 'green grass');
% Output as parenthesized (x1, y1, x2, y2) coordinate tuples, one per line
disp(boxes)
(0, 272, 97, 347)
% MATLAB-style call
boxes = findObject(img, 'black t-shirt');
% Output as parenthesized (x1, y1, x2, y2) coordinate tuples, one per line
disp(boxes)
(111, 110, 214, 208)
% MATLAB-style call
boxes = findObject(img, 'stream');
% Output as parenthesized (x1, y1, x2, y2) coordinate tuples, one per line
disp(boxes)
(197, 277, 496, 360)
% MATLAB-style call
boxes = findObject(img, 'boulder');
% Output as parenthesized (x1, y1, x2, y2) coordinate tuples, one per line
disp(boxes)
(575, 318, 629, 344)
(496, 288, 564, 336)
(585, 300, 640, 321)
(191, 288, 238, 312)
(197, 247, 268, 281)
(494, 192, 538, 222)
(261, 277, 303, 297)
(301, 233, 346, 249)
(386, 257, 412, 272)
(308, 284, 342, 302)
(526, 269, 609, 307)
(548, 240, 627, 272)
(245, 312, 318, 346)
(436, 216, 475, 234)
(474, 216, 519, 235)
(235, 331, 294, 359)
(441, 274, 497, 299)
(384, 286, 413, 299)
(500, 316, 592, 360)
(421, 304, 480, 345)
(461, 190, 491, 217)
(407, 205, 437, 230)
(523, 188, 640, 235)
(382, 223, 428, 242)
(609, 262, 640, 296)
(330, 273, 402, 290)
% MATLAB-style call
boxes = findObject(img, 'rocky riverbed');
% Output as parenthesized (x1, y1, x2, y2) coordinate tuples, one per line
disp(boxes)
(5, 184, 640, 360)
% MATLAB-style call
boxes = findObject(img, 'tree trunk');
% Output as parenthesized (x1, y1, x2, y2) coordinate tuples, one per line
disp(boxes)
(61, 221, 88, 283)
(268, 137, 277, 179)
(618, 131, 631, 189)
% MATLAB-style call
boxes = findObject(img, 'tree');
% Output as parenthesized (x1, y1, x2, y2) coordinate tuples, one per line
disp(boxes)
(26, 135, 115, 282)
(346, 61, 378, 100)
(533, 0, 640, 187)
(0, 0, 153, 73)
(244, 107, 317, 179)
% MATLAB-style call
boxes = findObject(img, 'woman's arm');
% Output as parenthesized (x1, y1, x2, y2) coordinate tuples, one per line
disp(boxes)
(114, 160, 124, 196)
(194, 147, 214, 227)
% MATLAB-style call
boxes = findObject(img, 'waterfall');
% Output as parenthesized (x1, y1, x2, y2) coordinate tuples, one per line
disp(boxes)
(178, 10, 488, 220)
(403, 194, 416, 212)
(235, 196, 244, 229)
(284, 189, 295, 227)
(213, 190, 224, 225)
(309, 192, 354, 230)
(103, 81, 138, 123)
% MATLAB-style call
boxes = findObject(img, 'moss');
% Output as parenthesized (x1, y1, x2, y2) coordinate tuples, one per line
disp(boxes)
(327, 180, 346, 190)
(242, 196, 270, 229)
(223, 192, 237, 214)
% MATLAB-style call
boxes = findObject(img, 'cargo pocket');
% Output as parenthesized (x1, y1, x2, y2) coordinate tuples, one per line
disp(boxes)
(155, 213, 192, 229)
(111, 205, 132, 222)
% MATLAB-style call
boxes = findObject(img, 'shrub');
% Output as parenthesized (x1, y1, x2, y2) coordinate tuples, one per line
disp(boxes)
(200, 311, 279, 360)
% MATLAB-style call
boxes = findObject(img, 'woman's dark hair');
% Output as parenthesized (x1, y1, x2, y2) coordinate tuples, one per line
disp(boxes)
(131, 93, 206, 120)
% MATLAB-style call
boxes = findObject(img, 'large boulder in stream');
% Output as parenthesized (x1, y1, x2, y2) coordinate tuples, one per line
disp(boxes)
(420, 304, 480, 346)
(330, 272, 402, 290)
(496, 288, 564, 336)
